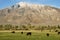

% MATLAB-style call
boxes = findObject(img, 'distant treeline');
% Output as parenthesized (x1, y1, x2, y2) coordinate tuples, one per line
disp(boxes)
(0, 24, 60, 31)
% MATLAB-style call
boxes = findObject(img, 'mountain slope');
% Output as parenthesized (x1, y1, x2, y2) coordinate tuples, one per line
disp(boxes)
(0, 2, 60, 25)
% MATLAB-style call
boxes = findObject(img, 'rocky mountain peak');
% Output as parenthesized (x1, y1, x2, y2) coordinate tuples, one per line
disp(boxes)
(15, 2, 45, 8)
(0, 2, 60, 25)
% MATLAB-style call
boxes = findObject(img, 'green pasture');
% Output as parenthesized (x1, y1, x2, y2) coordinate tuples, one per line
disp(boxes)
(0, 31, 60, 40)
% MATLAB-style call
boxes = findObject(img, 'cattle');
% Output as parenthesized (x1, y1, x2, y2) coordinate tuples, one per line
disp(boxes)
(46, 33, 49, 36)
(11, 31, 15, 33)
(27, 32, 31, 36)
(21, 32, 23, 34)
(55, 30, 58, 32)
(58, 32, 60, 35)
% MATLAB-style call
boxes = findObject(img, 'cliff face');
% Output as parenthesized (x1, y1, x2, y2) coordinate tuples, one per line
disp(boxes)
(0, 2, 60, 25)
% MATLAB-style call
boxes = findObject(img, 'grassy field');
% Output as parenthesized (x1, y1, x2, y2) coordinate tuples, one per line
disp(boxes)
(0, 31, 60, 40)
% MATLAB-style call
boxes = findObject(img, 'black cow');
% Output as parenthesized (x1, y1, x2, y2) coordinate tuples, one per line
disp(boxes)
(46, 33, 49, 36)
(11, 31, 15, 33)
(21, 32, 23, 34)
(27, 32, 31, 36)
(58, 32, 60, 35)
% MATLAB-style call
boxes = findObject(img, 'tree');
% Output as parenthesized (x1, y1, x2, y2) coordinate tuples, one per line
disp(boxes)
(4, 24, 12, 30)
(47, 25, 51, 32)
(0, 25, 3, 30)
(53, 26, 57, 31)
(15, 25, 18, 30)
(58, 25, 60, 29)
(17, 4, 20, 8)
(40, 26, 44, 32)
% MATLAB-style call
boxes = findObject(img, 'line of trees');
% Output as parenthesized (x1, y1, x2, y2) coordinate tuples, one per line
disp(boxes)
(0, 24, 60, 31)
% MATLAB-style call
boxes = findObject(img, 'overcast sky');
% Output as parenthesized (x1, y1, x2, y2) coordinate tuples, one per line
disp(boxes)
(0, 0, 60, 9)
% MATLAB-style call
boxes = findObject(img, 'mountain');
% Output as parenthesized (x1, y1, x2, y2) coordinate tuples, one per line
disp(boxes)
(0, 2, 60, 25)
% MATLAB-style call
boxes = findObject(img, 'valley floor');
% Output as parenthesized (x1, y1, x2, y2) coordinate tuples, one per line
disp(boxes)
(0, 30, 60, 40)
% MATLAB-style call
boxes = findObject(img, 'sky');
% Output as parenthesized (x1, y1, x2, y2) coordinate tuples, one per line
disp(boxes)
(0, 0, 60, 9)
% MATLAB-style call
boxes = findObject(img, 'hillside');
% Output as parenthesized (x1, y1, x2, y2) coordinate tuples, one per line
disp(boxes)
(0, 2, 60, 25)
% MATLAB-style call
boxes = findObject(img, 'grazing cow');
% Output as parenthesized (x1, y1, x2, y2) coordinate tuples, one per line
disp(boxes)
(21, 32, 23, 34)
(58, 32, 60, 35)
(11, 31, 15, 33)
(55, 30, 58, 32)
(46, 33, 49, 36)
(27, 32, 31, 36)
